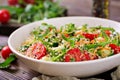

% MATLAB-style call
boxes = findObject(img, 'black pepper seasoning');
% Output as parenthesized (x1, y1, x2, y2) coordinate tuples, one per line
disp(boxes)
(92, 0, 110, 18)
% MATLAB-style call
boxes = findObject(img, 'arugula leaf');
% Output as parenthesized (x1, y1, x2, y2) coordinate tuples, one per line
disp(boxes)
(91, 26, 115, 32)
(81, 24, 88, 32)
(19, 44, 31, 52)
(0, 55, 16, 69)
(38, 28, 50, 39)
(52, 48, 67, 61)
(101, 30, 110, 41)
(62, 34, 69, 41)
(62, 34, 76, 48)
(101, 27, 115, 32)
(84, 41, 110, 50)
(112, 33, 119, 45)
(65, 23, 76, 34)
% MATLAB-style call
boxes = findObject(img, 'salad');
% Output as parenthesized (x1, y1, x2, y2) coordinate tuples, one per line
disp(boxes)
(19, 23, 120, 62)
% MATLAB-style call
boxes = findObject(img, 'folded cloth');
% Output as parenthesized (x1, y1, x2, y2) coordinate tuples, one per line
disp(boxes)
(111, 66, 120, 80)
(32, 75, 104, 80)
(32, 66, 120, 80)
(32, 75, 79, 80)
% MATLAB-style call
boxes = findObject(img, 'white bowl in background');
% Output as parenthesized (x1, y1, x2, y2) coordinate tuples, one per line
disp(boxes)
(8, 17, 120, 77)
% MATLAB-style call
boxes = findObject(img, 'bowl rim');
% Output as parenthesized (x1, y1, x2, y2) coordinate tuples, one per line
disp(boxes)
(8, 16, 120, 65)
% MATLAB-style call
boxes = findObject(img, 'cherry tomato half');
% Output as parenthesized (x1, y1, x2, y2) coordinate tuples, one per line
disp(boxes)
(109, 44, 120, 54)
(1, 46, 12, 59)
(82, 51, 91, 60)
(64, 48, 82, 62)
(8, 0, 18, 6)
(64, 48, 93, 62)
(24, 0, 35, 4)
(0, 9, 10, 24)
(83, 33, 98, 41)
(26, 43, 46, 59)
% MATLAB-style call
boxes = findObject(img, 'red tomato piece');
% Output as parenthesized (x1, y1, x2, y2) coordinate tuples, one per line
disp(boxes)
(105, 30, 111, 36)
(27, 43, 46, 59)
(64, 48, 82, 62)
(114, 47, 120, 54)
(109, 44, 120, 54)
(83, 51, 91, 60)
(83, 33, 98, 41)
(8, 0, 18, 6)
(109, 44, 117, 50)
(64, 49, 92, 62)
(24, 0, 35, 4)
(0, 9, 10, 23)
(1, 46, 12, 59)
(90, 54, 98, 60)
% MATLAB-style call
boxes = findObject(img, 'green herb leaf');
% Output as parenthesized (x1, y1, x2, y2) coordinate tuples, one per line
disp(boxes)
(52, 48, 66, 61)
(62, 34, 76, 47)
(84, 41, 110, 50)
(81, 24, 88, 32)
(0, 54, 16, 69)
(101, 30, 109, 41)
(62, 34, 69, 41)
(65, 23, 76, 34)
(19, 44, 31, 52)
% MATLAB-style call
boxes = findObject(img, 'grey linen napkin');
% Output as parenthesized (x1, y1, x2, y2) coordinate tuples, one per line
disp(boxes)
(32, 65, 120, 80)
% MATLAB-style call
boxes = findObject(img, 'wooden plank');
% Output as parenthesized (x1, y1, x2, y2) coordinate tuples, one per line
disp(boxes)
(0, 57, 40, 80)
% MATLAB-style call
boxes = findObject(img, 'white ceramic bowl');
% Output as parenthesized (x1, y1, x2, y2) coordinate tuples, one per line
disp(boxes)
(8, 17, 120, 77)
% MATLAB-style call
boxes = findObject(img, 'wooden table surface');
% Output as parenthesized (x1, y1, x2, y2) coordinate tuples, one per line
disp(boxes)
(0, 0, 120, 80)
(0, 37, 40, 80)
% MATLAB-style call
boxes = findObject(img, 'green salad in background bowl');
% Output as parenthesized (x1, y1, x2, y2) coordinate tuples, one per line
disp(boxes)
(0, 0, 67, 24)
